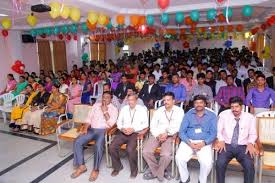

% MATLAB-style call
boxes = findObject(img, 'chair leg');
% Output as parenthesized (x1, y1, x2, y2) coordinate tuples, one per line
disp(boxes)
(171, 142, 175, 178)
(258, 157, 263, 183)
(137, 139, 140, 173)
(2, 112, 7, 124)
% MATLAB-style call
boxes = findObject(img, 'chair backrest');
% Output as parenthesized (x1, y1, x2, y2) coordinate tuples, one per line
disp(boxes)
(72, 104, 93, 123)
(257, 116, 275, 146)
(2, 93, 14, 105)
(92, 82, 102, 97)
(256, 111, 275, 117)
(213, 101, 248, 114)
(154, 99, 163, 109)
(15, 94, 25, 105)
(63, 94, 69, 114)
(149, 109, 156, 123)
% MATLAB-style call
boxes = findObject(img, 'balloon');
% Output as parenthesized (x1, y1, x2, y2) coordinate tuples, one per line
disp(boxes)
(58, 34, 64, 40)
(139, 16, 146, 26)
(66, 34, 71, 41)
(30, 29, 37, 36)
(73, 35, 78, 41)
(81, 53, 89, 62)
(2, 30, 8, 37)
(217, 14, 226, 22)
(88, 11, 98, 25)
(81, 23, 88, 32)
(210, 26, 216, 33)
(207, 9, 217, 21)
(157, 0, 170, 10)
(49, 2, 61, 19)
(69, 24, 78, 33)
(146, 15, 154, 26)
(53, 26, 60, 35)
(70, 7, 81, 22)
(199, 27, 206, 33)
(242, 5, 253, 17)
(130, 15, 139, 26)
(106, 22, 113, 29)
(183, 41, 189, 48)
(1, 18, 12, 29)
(219, 26, 225, 32)
(61, 25, 69, 34)
(190, 10, 200, 22)
(175, 12, 184, 24)
(261, 23, 267, 31)
(44, 27, 52, 35)
(98, 14, 107, 25)
(104, 18, 110, 26)
(251, 27, 259, 35)
(27, 14, 37, 27)
(185, 16, 193, 25)
(227, 25, 234, 32)
(60, 5, 70, 19)
(87, 20, 96, 30)
(223, 7, 233, 18)
(116, 15, 125, 25)
(37, 28, 43, 35)
(160, 13, 169, 25)
(236, 24, 244, 32)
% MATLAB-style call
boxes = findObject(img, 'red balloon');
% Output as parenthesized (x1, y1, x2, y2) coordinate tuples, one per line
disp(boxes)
(216, 0, 224, 3)
(15, 60, 21, 65)
(11, 65, 17, 72)
(217, 14, 225, 22)
(185, 16, 193, 25)
(66, 34, 71, 41)
(183, 41, 190, 48)
(157, 0, 170, 10)
(73, 35, 78, 41)
(261, 23, 267, 31)
(2, 30, 8, 37)
(58, 34, 64, 40)
(40, 34, 47, 38)
(219, 26, 225, 32)
(227, 25, 234, 32)
(251, 27, 259, 35)
(236, 24, 244, 32)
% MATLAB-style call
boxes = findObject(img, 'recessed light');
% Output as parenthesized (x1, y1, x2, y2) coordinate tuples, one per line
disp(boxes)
(0, 14, 8, 17)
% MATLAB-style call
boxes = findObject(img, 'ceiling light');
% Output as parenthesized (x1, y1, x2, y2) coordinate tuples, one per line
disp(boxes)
(0, 14, 8, 17)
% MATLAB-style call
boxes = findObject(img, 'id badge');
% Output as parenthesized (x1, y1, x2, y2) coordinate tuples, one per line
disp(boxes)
(195, 128, 202, 134)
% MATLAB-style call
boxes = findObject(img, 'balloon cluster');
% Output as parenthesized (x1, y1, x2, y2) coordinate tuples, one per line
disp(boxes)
(81, 53, 89, 62)
(1, 18, 12, 30)
(11, 60, 25, 74)
(49, 2, 81, 22)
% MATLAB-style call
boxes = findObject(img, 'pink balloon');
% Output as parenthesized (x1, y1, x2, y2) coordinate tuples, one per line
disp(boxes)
(157, 0, 170, 10)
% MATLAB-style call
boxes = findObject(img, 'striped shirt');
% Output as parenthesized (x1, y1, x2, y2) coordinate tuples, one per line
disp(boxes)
(215, 85, 245, 107)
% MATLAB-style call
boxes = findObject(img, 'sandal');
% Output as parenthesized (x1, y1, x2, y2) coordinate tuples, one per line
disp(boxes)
(88, 170, 99, 182)
(164, 171, 172, 180)
(70, 167, 87, 179)
(143, 171, 156, 180)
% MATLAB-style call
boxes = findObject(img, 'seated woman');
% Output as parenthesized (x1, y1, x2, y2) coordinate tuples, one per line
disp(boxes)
(0, 74, 17, 95)
(45, 76, 53, 93)
(59, 77, 69, 94)
(80, 73, 92, 104)
(12, 76, 28, 96)
(9, 84, 37, 132)
(67, 76, 82, 117)
(21, 82, 50, 133)
(40, 83, 66, 135)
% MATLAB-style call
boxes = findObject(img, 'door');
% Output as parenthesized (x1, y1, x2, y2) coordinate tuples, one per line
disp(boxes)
(37, 40, 52, 73)
(52, 41, 67, 72)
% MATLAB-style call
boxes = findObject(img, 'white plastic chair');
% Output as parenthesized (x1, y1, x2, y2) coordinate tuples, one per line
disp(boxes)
(90, 82, 103, 103)
(0, 93, 15, 124)
(154, 99, 184, 109)
(15, 94, 25, 106)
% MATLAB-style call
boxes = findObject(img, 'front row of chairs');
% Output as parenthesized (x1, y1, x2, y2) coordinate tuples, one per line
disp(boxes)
(55, 104, 275, 183)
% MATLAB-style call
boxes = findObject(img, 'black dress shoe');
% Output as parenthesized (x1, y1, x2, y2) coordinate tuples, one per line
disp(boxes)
(111, 165, 123, 177)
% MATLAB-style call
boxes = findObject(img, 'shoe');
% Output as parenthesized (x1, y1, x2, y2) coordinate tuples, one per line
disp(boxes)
(130, 169, 138, 179)
(179, 176, 190, 183)
(88, 170, 99, 182)
(157, 177, 165, 182)
(9, 123, 15, 128)
(111, 165, 123, 177)
(143, 171, 157, 180)
(164, 170, 172, 180)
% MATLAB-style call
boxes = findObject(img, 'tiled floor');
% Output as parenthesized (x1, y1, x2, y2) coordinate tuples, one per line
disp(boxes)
(0, 122, 274, 183)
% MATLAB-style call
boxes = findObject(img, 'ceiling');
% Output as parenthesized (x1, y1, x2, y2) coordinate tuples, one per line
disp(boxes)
(0, 0, 274, 30)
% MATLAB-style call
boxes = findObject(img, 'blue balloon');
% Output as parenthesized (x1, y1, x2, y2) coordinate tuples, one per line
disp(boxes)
(61, 25, 68, 34)
(160, 13, 169, 25)
(146, 15, 155, 26)
(190, 10, 200, 22)
(224, 40, 232, 48)
(242, 5, 253, 17)
(207, 9, 217, 21)
(223, 7, 233, 18)
(175, 12, 184, 24)
(53, 27, 60, 35)
(154, 42, 161, 49)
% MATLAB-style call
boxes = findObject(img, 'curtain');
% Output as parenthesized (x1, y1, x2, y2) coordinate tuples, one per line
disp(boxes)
(98, 43, 106, 62)
(52, 41, 67, 72)
(37, 40, 52, 73)
(256, 33, 265, 59)
(90, 42, 98, 61)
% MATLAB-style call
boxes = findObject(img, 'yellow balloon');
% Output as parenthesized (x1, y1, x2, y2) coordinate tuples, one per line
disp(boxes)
(60, 5, 70, 19)
(98, 14, 107, 25)
(1, 18, 12, 29)
(49, 2, 61, 19)
(88, 11, 98, 25)
(27, 15, 37, 27)
(70, 7, 81, 22)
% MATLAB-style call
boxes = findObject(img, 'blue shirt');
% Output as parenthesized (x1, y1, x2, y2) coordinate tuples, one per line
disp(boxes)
(179, 108, 217, 145)
(245, 87, 275, 108)
(165, 83, 187, 102)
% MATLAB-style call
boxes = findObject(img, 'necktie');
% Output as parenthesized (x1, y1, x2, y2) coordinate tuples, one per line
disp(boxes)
(231, 118, 240, 147)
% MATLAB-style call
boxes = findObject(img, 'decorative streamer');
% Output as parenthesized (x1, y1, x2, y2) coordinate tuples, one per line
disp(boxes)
(225, 0, 230, 24)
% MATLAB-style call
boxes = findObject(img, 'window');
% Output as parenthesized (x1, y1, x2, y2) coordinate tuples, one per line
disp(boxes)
(122, 45, 129, 56)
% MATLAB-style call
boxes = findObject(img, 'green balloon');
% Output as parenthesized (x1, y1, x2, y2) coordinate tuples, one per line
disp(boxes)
(81, 53, 89, 62)
(223, 7, 233, 18)
(30, 29, 37, 36)
(190, 10, 200, 22)
(61, 25, 68, 34)
(207, 9, 217, 21)
(45, 27, 52, 35)
(37, 28, 43, 35)
(69, 24, 78, 33)
(106, 22, 113, 29)
(53, 27, 60, 35)
(160, 13, 169, 25)
(81, 23, 88, 32)
(242, 5, 253, 17)
(175, 12, 184, 24)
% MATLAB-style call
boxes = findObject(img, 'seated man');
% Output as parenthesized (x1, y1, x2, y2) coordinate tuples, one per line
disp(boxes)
(143, 92, 184, 182)
(139, 74, 161, 109)
(176, 95, 217, 183)
(215, 96, 257, 183)
(114, 74, 135, 101)
(109, 93, 148, 178)
(96, 83, 120, 109)
(71, 91, 118, 181)
(120, 87, 144, 109)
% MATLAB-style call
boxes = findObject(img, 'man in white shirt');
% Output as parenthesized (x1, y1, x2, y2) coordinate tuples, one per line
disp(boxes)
(152, 64, 162, 82)
(143, 92, 184, 182)
(215, 70, 227, 94)
(109, 93, 148, 178)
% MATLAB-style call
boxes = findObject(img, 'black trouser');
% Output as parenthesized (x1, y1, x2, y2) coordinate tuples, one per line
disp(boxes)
(216, 144, 255, 183)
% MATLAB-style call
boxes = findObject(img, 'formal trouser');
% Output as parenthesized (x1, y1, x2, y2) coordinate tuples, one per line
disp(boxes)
(143, 135, 173, 179)
(109, 131, 138, 173)
(254, 107, 269, 115)
(216, 144, 255, 183)
(176, 142, 213, 183)
(73, 128, 105, 171)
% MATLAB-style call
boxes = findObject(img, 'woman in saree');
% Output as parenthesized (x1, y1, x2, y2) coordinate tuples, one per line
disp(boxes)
(80, 73, 92, 104)
(9, 84, 37, 132)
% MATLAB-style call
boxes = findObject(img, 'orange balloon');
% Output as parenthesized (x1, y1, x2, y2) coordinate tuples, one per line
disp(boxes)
(104, 17, 110, 26)
(200, 27, 206, 33)
(217, 14, 225, 22)
(190, 27, 196, 34)
(236, 24, 244, 32)
(130, 15, 139, 26)
(167, 29, 177, 35)
(139, 16, 146, 26)
(116, 15, 125, 25)
(227, 25, 234, 32)
(185, 16, 193, 25)
(219, 26, 225, 32)
(180, 28, 186, 34)
(210, 26, 216, 33)
(87, 20, 96, 30)
(191, 21, 197, 29)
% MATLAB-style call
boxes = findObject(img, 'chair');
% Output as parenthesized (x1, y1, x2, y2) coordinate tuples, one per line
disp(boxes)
(213, 101, 249, 115)
(256, 111, 275, 183)
(154, 99, 184, 109)
(90, 82, 102, 103)
(0, 93, 17, 124)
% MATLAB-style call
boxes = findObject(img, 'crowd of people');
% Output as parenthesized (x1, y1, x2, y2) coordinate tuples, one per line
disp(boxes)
(0, 46, 274, 182)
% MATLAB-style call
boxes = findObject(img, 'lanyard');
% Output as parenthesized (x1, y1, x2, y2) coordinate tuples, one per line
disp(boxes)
(129, 108, 136, 125)
(164, 110, 174, 125)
